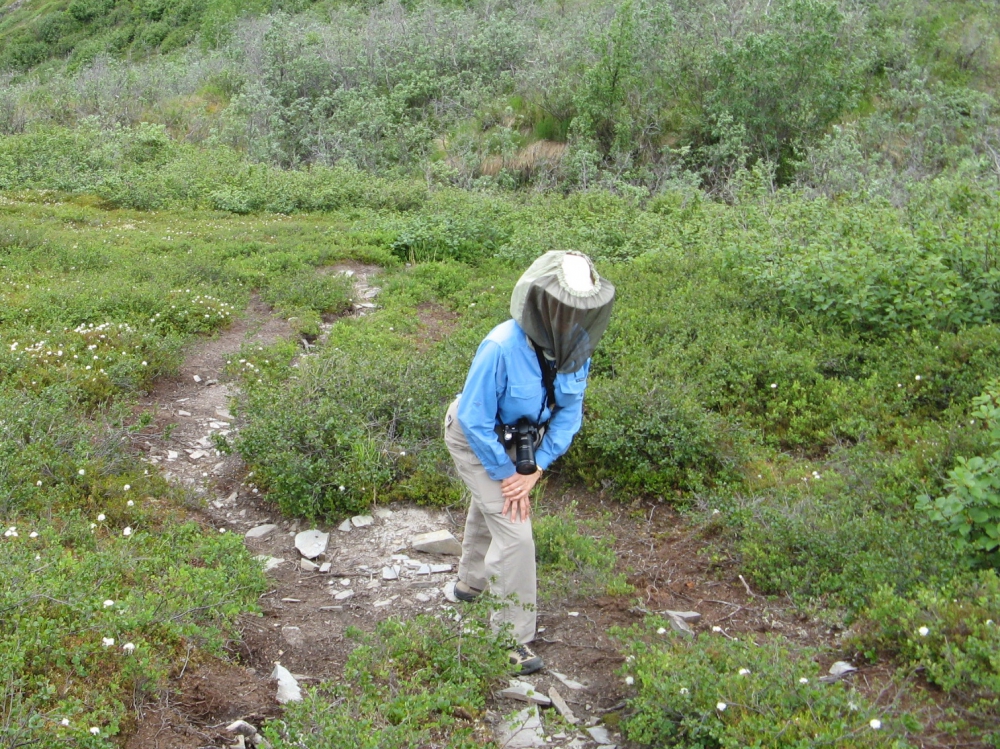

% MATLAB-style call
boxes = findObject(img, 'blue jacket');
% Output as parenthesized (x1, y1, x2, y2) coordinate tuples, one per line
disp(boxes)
(456, 319, 590, 480)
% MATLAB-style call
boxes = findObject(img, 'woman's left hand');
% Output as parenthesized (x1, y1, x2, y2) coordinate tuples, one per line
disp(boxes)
(500, 471, 542, 522)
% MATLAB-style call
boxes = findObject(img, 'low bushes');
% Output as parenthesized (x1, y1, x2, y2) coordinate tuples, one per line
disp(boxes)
(617, 620, 917, 747)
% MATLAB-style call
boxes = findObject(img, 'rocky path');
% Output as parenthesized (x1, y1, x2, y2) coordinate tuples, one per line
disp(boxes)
(127, 266, 635, 749)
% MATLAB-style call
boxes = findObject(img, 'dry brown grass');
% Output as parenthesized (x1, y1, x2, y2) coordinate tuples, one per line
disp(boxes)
(479, 139, 567, 177)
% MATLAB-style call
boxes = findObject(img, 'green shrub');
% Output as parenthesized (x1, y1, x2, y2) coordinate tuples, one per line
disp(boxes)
(917, 379, 1000, 565)
(262, 602, 510, 749)
(617, 619, 917, 747)
(852, 571, 1000, 734)
(534, 502, 630, 598)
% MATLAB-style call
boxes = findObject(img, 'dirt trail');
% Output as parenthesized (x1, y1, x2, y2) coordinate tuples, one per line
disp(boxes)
(125, 267, 815, 749)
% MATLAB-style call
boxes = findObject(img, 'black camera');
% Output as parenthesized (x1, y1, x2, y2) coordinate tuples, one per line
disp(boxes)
(503, 418, 541, 475)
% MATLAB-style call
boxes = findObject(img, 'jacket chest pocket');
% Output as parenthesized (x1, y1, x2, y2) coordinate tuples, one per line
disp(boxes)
(507, 383, 540, 401)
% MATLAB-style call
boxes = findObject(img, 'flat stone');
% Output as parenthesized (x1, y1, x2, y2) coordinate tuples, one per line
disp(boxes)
(189, 450, 207, 460)
(340, 578, 351, 586)
(177, 410, 192, 417)
(587, 726, 613, 745)
(443, 581, 459, 603)
(374, 508, 393, 519)
(334, 589, 354, 601)
(255, 555, 284, 572)
(415, 593, 431, 603)
(382, 566, 400, 580)
(294, 529, 329, 559)
(429, 563, 452, 573)
(411, 530, 462, 556)
(338, 519, 353, 532)
(319, 562, 332, 573)
(300, 559, 319, 572)
(351, 515, 374, 528)
(416, 564, 431, 575)
(193, 375, 202, 383)
(281, 626, 305, 647)
(225, 720, 258, 738)
(829, 661, 857, 676)
(495, 706, 545, 748)
(166, 450, 178, 461)
(501, 681, 551, 706)
(548, 687, 578, 724)
(664, 610, 701, 621)
(551, 671, 586, 691)
(373, 599, 394, 607)
(666, 612, 695, 637)
(216, 407, 233, 419)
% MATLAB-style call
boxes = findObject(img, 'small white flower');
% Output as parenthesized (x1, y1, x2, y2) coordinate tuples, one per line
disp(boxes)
(915, 375, 922, 381)
(869, 718, 881, 730)
(656, 627, 667, 635)
(339, 485, 346, 491)
(738, 668, 750, 675)
(625, 676, 634, 685)
(97, 514, 105, 522)
(61, 718, 70, 726)
(122, 642, 135, 654)
(679, 687, 689, 695)
(712, 626, 722, 632)
(918, 626, 929, 637)
(36, 480, 42, 486)
(4, 527, 17, 538)
(103, 599, 114, 607)
(123, 484, 130, 491)
(799, 677, 809, 684)
(78, 469, 85, 476)
(716, 702, 727, 711)
(90, 727, 100, 735)
(141, 361, 148, 366)
(29, 531, 38, 538)
(770, 383, 777, 389)
(711, 508, 720, 516)
(127, 499, 134, 506)
(848, 701, 859, 711)
(101, 637, 114, 647)
(123, 527, 132, 537)
(400, 451, 406, 456)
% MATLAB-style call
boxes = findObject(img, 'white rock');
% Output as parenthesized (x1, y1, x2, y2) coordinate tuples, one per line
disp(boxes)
(416, 564, 431, 575)
(443, 581, 459, 603)
(411, 530, 462, 556)
(319, 562, 332, 573)
(382, 566, 400, 580)
(281, 626, 305, 647)
(189, 450, 206, 460)
(351, 515, 374, 528)
(178, 410, 192, 417)
(340, 578, 351, 586)
(216, 407, 233, 419)
(415, 593, 431, 603)
(551, 671, 586, 691)
(225, 720, 258, 738)
(374, 508, 393, 519)
(495, 706, 545, 749)
(271, 664, 302, 704)
(548, 687, 578, 724)
(334, 589, 354, 601)
(255, 555, 284, 572)
(588, 726, 613, 745)
(664, 610, 701, 621)
(193, 375, 202, 383)
(430, 563, 452, 573)
(167, 450, 178, 461)
(294, 529, 329, 559)
(246, 524, 277, 539)
(501, 681, 552, 705)
(338, 519, 353, 532)
(373, 599, 394, 607)
(829, 661, 857, 676)
(300, 559, 319, 572)
(666, 612, 695, 637)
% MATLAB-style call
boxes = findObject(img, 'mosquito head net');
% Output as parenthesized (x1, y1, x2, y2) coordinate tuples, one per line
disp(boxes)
(510, 251, 615, 373)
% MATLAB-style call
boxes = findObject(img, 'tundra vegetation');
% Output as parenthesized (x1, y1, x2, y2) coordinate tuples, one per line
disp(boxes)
(1, 0, 1000, 745)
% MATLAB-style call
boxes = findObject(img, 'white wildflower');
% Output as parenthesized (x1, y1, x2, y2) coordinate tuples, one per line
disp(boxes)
(657, 627, 667, 635)
(29, 531, 38, 538)
(869, 719, 881, 730)
(103, 599, 114, 607)
(918, 626, 929, 637)
(712, 626, 722, 632)
(101, 637, 114, 647)
(716, 702, 727, 711)
(97, 514, 105, 522)
(78, 469, 85, 476)
(738, 668, 750, 675)
(123, 484, 130, 491)
(90, 727, 100, 735)
(799, 677, 809, 684)
(123, 527, 132, 537)
(122, 642, 135, 654)
(127, 500, 134, 507)
(61, 718, 70, 726)
(679, 687, 689, 695)
(625, 676, 634, 685)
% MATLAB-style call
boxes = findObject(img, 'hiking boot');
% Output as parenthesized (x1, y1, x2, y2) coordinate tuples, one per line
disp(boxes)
(454, 580, 482, 603)
(508, 643, 544, 675)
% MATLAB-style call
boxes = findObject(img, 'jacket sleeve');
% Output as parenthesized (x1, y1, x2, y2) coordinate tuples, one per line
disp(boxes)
(456, 339, 517, 481)
(534, 360, 590, 471)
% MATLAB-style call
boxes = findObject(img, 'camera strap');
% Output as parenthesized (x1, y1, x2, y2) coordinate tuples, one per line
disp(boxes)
(533, 342, 559, 427)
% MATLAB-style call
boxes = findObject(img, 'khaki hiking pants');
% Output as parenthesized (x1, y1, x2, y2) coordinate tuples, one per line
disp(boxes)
(444, 397, 536, 644)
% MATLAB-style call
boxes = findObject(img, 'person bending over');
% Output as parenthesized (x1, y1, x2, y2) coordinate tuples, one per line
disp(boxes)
(443, 250, 615, 674)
